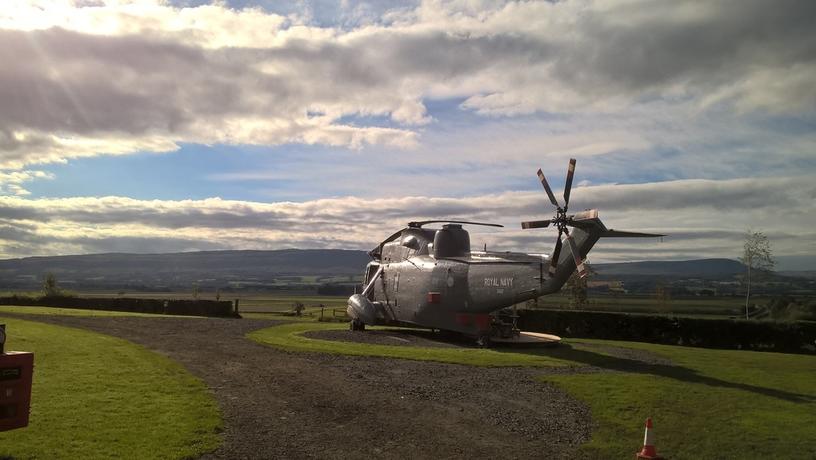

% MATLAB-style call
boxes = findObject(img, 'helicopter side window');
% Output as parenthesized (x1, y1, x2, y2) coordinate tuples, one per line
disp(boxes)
(400, 234, 420, 259)
(364, 263, 380, 286)
(401, 235, 420, 250)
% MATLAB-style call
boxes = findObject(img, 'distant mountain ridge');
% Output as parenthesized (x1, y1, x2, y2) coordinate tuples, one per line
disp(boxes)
(0, 249, 371, 291)
(592, 258, 746, 277)
(0, 250, 757, 292)
(0, 249, 370, 274)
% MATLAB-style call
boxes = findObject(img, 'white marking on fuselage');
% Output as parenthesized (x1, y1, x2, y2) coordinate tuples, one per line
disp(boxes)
(484, 277, 514, 287)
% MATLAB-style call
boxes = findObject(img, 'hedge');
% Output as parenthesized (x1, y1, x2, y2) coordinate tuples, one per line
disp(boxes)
(0, 295, 238, 318)
(518, 309, 816, 354)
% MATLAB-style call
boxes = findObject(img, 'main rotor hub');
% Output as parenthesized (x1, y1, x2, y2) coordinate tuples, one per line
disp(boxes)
(552, 208, 570, 234)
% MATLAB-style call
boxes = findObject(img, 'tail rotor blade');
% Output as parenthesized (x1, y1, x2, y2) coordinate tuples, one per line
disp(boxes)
(563, 158, 576, 209)
(537, 169, 560, 208)
(548, 234, 562, 277)
(521, 219, 552, 229)
(565, 233, 587, 278)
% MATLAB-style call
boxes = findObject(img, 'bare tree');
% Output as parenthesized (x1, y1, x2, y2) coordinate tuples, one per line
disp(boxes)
(42, 272, 60, 297)
(740, 230, 775, 319)
(564, 261, 596, 309)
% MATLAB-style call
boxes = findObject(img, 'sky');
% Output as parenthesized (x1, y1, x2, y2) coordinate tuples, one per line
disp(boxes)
(0, 0, 814, 270)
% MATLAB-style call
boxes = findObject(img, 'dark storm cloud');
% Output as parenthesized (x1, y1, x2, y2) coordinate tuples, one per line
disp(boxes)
(2, 0, 815, 169)
(567, 177, 816, 213)
(0, 28, 289, 136)
(562, 0, 816, 93)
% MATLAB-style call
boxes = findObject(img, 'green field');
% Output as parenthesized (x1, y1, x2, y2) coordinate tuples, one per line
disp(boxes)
(531, 294, 762, 317)
(47, 290, 767, 318)
(0, 305, 196, 317)
(545, 340, 816, 459)
(250, 321, 816, 459)
(0, 316, 221, 459)
(249, 322, 572, 367)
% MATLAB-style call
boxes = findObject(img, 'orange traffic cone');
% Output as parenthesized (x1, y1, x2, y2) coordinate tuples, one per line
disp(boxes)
(636, 417, 665, 459)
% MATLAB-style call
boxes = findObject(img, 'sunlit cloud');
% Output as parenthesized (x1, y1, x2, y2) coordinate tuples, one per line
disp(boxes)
(1, 0, 814, 170)
(0, 170, 54, 196)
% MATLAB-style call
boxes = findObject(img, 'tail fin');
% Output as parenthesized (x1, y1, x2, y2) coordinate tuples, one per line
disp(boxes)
(542, 213, 664, 294)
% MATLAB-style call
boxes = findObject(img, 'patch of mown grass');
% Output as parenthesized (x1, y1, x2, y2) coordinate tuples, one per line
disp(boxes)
(247, 322, 571, 367)
(0, 316, 221, 459)
(543, 339, 816, 459)
(0, 305, 178, 317)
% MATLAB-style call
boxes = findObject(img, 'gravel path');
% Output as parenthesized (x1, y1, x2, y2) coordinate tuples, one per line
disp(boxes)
(3, 314, 594, 459)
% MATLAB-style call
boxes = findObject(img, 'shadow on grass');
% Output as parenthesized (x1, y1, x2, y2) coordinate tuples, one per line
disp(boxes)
(313, 327, 484, 348)
(502, 343, 815, 404)
(315, 327, 814, 403)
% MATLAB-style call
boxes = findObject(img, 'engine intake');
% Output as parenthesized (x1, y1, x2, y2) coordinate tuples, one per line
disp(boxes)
(433, 224, 470, 258)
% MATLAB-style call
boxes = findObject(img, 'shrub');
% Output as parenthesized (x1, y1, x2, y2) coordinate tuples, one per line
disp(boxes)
(517, 309, 816, 354)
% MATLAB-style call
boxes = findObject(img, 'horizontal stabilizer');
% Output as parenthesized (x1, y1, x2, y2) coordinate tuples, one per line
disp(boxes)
(601, 229, 666, 238)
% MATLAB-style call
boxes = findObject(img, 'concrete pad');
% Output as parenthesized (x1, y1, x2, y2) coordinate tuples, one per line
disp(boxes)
(491, 331, 562, 346)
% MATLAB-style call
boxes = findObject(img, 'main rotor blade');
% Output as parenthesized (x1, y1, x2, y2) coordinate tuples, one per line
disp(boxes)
(548, 233, 562, 277)
(563, 158, 576, 209)
(521, 219, 552, 229)
(537, 169, 560, 208)
(408, 220, 504, 228)
(565, 233, 587, 278)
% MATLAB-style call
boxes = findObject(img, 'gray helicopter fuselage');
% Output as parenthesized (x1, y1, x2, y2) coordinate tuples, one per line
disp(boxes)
(355, 222, 601, 337)
(366, 253, 541, 335)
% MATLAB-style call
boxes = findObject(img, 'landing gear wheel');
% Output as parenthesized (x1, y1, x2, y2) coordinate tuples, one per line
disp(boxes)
(349, 319, 366, 331)
(475, 334, 491, 348)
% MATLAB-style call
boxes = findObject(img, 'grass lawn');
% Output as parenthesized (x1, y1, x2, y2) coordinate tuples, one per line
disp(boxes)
(251, 321, 816, 459)
(0, 305, 190, 317)
(545, 339, 816, 459)
(534, 294, 753, 316)
(247, 322, 572, 367)
(0, 316, 221, 459)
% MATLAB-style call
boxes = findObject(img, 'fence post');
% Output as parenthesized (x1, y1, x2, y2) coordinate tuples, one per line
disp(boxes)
(234, 299, 240, 315)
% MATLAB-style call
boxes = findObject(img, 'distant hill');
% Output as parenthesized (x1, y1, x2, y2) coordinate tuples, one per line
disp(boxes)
(0, 249, 370, 275)
(0, 251, 790, 293)
(0, 249, 371, 291)
(592, 258, 746, 278)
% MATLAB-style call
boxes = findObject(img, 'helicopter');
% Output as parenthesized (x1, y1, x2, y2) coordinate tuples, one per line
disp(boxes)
(346, 159, 663, 345)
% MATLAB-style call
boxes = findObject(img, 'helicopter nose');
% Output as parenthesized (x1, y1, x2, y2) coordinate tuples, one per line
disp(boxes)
(347, 294, 377, 324)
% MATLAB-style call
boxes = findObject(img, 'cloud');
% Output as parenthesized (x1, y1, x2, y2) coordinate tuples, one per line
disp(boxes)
(0, 169, 54, 196)
(1, 177, 812, 264)
(1, 0, 814, 170)
(0, 1, 813, 269)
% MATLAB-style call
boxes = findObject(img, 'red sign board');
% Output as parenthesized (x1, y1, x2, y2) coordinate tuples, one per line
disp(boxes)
(0, 351, 34, 432)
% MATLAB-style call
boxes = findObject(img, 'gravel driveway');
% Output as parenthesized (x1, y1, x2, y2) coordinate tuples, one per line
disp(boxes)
(4, 314, 594, 459)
